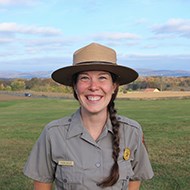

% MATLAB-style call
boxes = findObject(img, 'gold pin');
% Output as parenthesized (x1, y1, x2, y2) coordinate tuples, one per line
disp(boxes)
(123, 148, 130, 161)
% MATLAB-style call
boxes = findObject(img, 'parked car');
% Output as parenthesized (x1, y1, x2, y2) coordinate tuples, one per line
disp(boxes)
(24, 93, 32, 97)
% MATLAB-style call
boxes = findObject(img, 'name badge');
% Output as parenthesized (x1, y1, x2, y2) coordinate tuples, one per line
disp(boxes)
(58, 160, 74, 166)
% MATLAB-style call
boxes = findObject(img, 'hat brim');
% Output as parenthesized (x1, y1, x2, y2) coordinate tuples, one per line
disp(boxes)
(51, 63, 138, 86)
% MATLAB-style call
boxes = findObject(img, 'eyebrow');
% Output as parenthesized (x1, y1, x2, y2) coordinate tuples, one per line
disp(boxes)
(79, 71, 110, 75)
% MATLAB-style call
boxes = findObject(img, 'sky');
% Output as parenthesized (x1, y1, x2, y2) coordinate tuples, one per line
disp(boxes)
(0, 0, 190, 74)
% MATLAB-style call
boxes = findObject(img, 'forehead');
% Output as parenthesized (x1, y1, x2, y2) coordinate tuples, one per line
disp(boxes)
(78, 70, 111, 75)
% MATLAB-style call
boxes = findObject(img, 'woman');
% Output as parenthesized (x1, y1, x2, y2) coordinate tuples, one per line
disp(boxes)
(24, 43, 154, 190)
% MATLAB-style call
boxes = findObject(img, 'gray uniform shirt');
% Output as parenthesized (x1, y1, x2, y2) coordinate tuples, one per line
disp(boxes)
(24, 109, 154, 190)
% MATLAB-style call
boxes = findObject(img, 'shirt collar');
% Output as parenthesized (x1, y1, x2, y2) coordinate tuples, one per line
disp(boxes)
(105, 116, 113, 134)
(66, 109, 84, 139)
(66, 108, 113, 139)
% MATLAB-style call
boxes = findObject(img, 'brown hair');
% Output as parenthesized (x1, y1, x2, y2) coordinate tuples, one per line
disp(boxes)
(72, 72, 120, 187)
(98, 86, 120, 187)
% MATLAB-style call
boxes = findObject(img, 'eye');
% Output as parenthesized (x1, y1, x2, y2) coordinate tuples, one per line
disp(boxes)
(99, 76, 107, 80)
(99, 74, 109, 81)
(78, 75, 90, 81)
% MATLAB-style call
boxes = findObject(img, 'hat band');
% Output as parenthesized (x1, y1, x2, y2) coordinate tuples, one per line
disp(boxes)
(75, 61, 116, 66)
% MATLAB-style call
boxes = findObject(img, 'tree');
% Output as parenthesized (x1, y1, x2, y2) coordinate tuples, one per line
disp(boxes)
(10, 79, 25, 91)
(0, 83, 5, 90)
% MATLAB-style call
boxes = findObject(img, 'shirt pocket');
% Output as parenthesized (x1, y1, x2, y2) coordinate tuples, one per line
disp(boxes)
(55, 165, 84, 190)
(118, 160, 134, 190)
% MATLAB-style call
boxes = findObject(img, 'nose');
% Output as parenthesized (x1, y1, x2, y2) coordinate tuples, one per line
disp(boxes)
(89, 79, 99, 91)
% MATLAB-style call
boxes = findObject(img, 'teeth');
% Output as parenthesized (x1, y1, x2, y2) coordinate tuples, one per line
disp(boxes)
(87, 96, 101, 101)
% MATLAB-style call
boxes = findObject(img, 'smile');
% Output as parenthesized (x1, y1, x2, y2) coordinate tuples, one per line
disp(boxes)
(87, 96, 102, 101)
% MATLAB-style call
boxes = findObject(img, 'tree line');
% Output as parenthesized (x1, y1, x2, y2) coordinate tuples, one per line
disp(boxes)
(0, 76, 190, 93)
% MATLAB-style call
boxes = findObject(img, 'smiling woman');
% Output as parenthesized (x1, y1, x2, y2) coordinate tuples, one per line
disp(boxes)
(23, 42, 153, 190)
(74, 71, 117, 115)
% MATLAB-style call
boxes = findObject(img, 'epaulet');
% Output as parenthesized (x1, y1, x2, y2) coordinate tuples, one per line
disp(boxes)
(116, 115, 142, 130)
(45, 115, 72, 130)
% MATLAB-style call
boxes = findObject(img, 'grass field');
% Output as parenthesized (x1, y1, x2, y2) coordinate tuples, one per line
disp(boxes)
(0, 96, 189, 190)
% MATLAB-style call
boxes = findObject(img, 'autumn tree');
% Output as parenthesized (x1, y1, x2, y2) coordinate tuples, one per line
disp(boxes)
(10, 79, 25, 91)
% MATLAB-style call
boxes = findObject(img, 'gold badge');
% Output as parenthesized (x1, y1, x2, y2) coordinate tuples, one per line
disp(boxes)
(123, 148, 130, 161)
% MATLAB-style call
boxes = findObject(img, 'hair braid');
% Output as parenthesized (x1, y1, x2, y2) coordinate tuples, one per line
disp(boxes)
(98, 97, 121, 188)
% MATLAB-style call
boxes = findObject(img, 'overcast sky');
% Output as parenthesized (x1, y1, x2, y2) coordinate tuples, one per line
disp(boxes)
(0, 0, 190, 73)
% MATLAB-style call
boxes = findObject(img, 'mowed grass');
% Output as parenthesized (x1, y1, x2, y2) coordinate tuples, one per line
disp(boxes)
(0, 97, 189, 190)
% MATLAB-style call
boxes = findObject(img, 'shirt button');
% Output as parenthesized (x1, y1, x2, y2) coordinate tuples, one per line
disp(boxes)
(95, 162, 101, 168)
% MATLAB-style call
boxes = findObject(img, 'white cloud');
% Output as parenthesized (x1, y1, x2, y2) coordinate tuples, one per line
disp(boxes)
(0, 0, 37, 5)
(118, 53, 190, 70)
(152, 18, 190, 38)
(0, 37, 13, 43)
(24, 38, 74, 54)
(0, 22, 62, 36)
(142, 44, 159, 49)
(121, 53, 190, 61)
(93, 32, 140, 41)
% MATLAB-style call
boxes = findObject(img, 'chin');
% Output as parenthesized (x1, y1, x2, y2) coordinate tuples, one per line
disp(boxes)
(85, 107, 107, 115)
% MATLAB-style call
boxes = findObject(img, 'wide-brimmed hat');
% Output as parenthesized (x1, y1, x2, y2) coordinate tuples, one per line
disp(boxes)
(51, 43, 138, 86)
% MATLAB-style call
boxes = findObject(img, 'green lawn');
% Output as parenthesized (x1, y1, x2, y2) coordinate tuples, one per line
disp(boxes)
(0, 98, 189, 190)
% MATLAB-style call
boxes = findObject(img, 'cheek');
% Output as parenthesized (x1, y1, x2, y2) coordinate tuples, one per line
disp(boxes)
(75, 82, 87, 95)
(105, 84, 116, 93)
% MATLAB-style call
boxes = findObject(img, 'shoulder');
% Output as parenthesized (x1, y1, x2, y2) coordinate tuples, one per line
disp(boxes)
(38, 115, 73, 141)
(117, 115, 144, 146)
(41, 109, 82, 139)
(117, 115, 142, 131)
(46, 116, 71, 128)
(43, 115, 73, 135)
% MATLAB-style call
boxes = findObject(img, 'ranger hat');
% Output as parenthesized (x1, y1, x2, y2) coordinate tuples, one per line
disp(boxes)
(52, 42, 138, 86)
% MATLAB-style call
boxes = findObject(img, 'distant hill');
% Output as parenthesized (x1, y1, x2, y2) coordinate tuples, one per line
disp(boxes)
(137, 69, 190, 77)
(0, 69, 190, 79)
(0, 71, 51, 79)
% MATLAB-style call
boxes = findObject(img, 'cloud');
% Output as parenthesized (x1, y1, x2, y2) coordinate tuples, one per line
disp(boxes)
(152, 18, 190, 38)
(0, 22, 62, 36)
(142, 44, 159, 49)
(124, 53, 190, 59)
(24, 38, 74, 55)
(93, 32, 140, 41)
(0, 0, 37, 6)
(0, 37, 13, 43)
(0, 35, 76, 60)
(2, 52, 190, 72)
(118, 53, 190, 70)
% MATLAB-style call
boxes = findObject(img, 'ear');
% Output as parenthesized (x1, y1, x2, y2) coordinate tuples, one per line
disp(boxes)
(113, 83, 118, 93)
(73, 85, 78, 94)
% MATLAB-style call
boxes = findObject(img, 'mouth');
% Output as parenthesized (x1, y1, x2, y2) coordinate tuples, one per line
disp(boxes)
(86, 95, 102, 101)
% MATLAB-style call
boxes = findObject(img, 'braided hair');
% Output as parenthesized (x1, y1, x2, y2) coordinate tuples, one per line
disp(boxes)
(98, 84, 120, 187)
(72, 72, 120, 187)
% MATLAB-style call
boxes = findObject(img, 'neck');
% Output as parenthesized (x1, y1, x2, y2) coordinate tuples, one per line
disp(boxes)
(80, 108, 108, 140)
